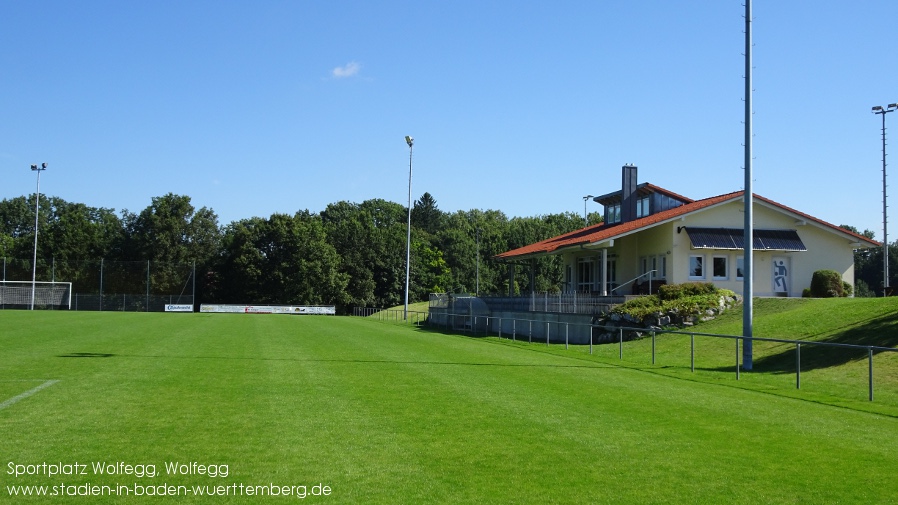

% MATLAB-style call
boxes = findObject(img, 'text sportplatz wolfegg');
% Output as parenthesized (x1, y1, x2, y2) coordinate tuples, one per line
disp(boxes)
(7, 461, 227, 479)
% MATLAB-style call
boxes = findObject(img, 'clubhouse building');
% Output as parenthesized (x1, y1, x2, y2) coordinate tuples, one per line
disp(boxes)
(496, 165, 879, 298)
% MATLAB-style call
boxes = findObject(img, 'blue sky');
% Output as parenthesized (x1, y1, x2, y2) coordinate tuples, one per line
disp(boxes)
(2, 1, 897, 239)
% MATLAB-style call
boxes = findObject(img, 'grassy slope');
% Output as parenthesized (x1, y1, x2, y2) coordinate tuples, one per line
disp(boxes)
(495, 296, 898, 416)
(0, 311, 896, 504)
(380, 301, 430, 313)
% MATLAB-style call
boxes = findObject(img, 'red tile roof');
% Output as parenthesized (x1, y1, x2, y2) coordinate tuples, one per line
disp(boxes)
(496, 191, 880, 260)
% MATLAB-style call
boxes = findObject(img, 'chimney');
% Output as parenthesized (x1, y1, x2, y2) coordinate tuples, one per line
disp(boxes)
(620, 164, 638, 223)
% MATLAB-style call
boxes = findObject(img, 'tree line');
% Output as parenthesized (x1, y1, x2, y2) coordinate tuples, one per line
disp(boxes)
(2, 193, 889, 310)
(0, 192, 601, 312)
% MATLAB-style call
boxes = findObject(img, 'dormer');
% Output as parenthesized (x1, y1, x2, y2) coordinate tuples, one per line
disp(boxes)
(594, 165, 692, 225)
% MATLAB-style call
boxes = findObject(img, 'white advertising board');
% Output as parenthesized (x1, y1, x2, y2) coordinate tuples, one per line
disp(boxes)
(200, 304, 336, 315)
(165, 304, 194, 312)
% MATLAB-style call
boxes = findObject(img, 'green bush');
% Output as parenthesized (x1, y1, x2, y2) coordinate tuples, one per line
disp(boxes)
(613, 295, 661, 319)
(611, 283, 737, 324)
(657, 282, 717, 301)
(809, 270, 846, 298)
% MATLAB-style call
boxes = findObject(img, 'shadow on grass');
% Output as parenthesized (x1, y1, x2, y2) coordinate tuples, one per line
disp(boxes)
(82, 352, 612, 370)
(57, 352, 116, 358)
(710, 312, 898, 374)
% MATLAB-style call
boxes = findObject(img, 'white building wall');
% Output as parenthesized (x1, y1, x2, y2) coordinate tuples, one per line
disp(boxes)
(671, 200, 858, 297)
(558, 199, 861, 298)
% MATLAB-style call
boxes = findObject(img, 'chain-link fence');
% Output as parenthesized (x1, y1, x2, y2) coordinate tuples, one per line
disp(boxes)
(1, 258, 195, 312)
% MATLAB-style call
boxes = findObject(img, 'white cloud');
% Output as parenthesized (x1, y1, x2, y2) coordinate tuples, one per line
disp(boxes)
(332, 61, 361, 78)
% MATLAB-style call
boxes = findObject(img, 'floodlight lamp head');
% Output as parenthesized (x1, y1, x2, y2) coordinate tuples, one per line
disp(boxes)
(873, 106, 883, 112)
(405, 136, 413, 147)
(30, 164, 38, 170)
(889, 103, 898, 110)
(41, 162, 47, 169)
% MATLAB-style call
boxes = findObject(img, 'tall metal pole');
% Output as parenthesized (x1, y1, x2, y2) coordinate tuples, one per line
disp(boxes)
(30, 163, 47, 311)
(742, 1, 754, 370)
(883, 110, 889, 295)
(404, 136, 414, 320)
(583, 195, 594, 227)
(873, 105, 897, 295)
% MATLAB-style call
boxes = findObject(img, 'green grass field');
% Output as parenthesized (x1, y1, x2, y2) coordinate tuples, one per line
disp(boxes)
(1, 310, 897, 504)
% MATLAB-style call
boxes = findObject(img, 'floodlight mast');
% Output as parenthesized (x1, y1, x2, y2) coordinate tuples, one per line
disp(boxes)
(30, 163, 47, 311)
(583, 195, 594, 227)
(742, 0, 754, 371)
(873, 103, 898, 295)
(404, 136, 414, 321)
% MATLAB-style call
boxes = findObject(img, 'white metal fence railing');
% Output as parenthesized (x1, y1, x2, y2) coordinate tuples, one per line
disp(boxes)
(352, 307, 427, 326)
(355, 308, 898, 403)
(428, 292, 633, 316)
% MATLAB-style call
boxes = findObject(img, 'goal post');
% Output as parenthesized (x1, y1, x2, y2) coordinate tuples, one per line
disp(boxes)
(0, 281, 72, 310)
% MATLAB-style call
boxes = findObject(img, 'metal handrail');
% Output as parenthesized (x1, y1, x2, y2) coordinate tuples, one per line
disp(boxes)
(611, 269, 657, 294)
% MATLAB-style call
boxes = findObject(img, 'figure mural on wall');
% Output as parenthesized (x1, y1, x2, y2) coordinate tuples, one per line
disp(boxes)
(773, 258, 789, 294)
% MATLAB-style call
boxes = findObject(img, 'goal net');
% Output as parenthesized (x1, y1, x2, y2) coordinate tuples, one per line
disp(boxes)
(0, 281, 72, 310)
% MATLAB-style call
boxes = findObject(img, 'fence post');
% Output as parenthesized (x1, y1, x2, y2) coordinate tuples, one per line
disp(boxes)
(528, 321, 532, 343)
(546, 322, 550, 346)
(690, 333, 695, 372)
(869, 347, 874, 402)
(651, 331, 656, 365)
(565, 323, 569, 350)
(736, 338, 740, 380)
(619, 328, 623, 360)
(513, 320, 516, 341)
(796, 343, 801, 389)
(499, 318, 503, 339)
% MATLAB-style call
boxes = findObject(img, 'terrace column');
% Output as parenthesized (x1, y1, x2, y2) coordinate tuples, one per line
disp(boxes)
(601, 248, 608, 296)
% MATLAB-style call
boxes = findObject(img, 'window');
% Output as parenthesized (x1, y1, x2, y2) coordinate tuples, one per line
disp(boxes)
(607, 204, 621, 224)
(577, 258, 594, 292)
(713, 256, 728, 280)
(659, 256, 667, 279)
(689, 255, 704, 279)
(736, 256, 745, 281)
(636, 197, 650, 218)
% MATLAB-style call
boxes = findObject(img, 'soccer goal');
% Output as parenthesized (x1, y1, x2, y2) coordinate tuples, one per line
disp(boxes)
(0, 281, 72, 310)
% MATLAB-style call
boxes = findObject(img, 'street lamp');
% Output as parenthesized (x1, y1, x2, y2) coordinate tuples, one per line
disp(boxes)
(404, 136, 414, 320)
(30, 162, 47, 310)
(582, 195, 594, 227)
(873, 103, 897, 296)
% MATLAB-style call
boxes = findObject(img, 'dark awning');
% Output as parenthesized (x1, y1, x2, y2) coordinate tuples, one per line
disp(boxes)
(685, 227, 807, 252)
